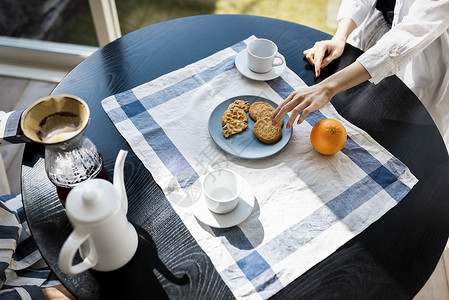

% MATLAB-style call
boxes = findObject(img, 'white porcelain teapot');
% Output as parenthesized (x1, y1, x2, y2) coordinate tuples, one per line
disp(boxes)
(58, 150, 138, 274)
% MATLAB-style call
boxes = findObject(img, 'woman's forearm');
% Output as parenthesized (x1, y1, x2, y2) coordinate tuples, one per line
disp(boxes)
(271, 61, 371, 128)
(321, 60, 371, 97)
(325, 18, 365, 95)
(272, 20, 369, 127)
(333, 18, 357, 43)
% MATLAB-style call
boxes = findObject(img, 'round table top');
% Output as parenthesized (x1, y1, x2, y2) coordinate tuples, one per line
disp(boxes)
(21, 14, 449, 299)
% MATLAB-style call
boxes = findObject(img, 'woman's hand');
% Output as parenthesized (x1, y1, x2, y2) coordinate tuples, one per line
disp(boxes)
(303, 38, 346, 77)
(303, 18, 357, 77)
(271, 20, 369, 130)
(271, 83, 334, 129)
(271, 61, 371, 128)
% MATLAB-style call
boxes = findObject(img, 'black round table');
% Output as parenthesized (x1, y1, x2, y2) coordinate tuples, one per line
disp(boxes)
(21, 14, 449, 299)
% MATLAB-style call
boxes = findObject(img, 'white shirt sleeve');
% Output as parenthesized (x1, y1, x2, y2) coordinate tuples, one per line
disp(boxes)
(0, 110, 25, 146)
(357, 0, 449, 84)
(337, 0, 374, 27)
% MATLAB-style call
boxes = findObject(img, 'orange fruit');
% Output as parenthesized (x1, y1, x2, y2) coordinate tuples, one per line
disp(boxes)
(310, 118, 347, 155)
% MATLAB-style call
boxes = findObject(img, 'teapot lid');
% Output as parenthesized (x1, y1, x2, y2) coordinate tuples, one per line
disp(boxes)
(66, 179, 120, 223)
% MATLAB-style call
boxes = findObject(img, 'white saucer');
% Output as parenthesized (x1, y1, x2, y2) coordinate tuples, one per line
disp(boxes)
(190, 175, 255, 228)
(235, 49, 286, 81)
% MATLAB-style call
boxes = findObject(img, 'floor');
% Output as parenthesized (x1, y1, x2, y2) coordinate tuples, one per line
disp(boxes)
(1, 74, 449, 298)
(415, 247, 449, 299)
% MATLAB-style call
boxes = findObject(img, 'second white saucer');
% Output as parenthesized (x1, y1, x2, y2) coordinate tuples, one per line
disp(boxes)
(235, 49, 286, 81)
(190, 175, 255, 228)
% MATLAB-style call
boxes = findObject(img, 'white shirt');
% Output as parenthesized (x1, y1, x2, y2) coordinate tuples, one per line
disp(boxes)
(337, 0, 449, 147)
(0, 110, 24, 146)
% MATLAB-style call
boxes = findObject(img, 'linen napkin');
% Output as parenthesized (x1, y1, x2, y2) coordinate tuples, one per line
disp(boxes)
(0, 194, 60, 298)
(101, 36, 418, 300)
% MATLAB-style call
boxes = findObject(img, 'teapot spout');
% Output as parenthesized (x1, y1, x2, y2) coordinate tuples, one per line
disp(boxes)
(113, 150, 128, 214)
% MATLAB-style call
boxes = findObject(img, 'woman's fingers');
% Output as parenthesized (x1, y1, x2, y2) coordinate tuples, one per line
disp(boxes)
(313, 42, 329, 77)
(321, 49, 339, 68)
(271, 85, 330, 128)
(272, 91, 309, 128)
(287, 94, 319, 128)
(297, 104, 317, 125)
(286, 101, 306, 129)
(304, 49, 315, 66)
(271, 93, 294, 125)
(304, 40, 345, 76)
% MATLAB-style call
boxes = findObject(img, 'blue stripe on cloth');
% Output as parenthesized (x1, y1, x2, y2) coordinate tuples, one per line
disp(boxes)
(105, 103, 129, 127)
(0, 289, 23, 299)
(128, 74, 204, 109)
(110, 54, 238, 123)
(384, 156, 408, 178)
(226, 172, 387, 277)
(0, 286, 45, 300)
(266, 76, 296, 99)
(369, 165, 399, 190)
(3, 110, 24, 144)
(116, 55, 237, 112)
(23, 285, 46, 299)
(0, 194, 19, 203)
(253, 267, 284, 299)
(236, 250, 271, 281)
(14, 269, 50, 280)
(212, 226, 255, 261)
(220, 258, 283, 295)
(116, 92, 199, 192)
(230, 40, 247, 53)
(384, 177, 411, 203)
(41, 271, 59, 287)
(0, 226, 20, 240)
(341, 138, 384, 175)
(1, 261, 8, 279)
(383, 158, 410, 202)
(13, 236, 37, 261)
(212, 226, 283, 293)
(16, 207, 26, 225)
(118, 93, 147, 118)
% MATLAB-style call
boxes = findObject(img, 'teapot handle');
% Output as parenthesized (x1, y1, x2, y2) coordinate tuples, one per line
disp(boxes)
(58, 230, 98, 274)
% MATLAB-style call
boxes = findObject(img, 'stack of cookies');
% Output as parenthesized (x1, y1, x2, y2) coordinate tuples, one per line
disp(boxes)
(221, 99, 283, 144)
(249, 102, 283, 144)
(222, 100, 250, 138)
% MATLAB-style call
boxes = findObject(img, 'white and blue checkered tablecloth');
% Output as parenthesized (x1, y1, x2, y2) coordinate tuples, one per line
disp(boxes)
(102, 36, 418, 299)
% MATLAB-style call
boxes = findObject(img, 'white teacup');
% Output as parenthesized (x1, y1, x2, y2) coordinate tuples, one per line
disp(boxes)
(247, 38, 285, 73)
(202, 168, 242, 214)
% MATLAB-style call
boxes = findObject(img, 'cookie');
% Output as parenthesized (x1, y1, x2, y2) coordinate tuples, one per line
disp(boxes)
(228, 100, 250, 112)
(253, 116, 282, 144)
(221, 107, 248, 126)
(223, 119, 248, 138)
(249, 101, 275, 121)
(249, 101, 283, 126)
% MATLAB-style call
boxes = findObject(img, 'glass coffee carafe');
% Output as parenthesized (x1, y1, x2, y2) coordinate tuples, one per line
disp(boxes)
(21, 94, 103, 189)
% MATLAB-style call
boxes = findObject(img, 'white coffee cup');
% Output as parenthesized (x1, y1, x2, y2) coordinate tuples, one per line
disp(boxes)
(202, 168, 242, 214)
(247, 38, 285, 73)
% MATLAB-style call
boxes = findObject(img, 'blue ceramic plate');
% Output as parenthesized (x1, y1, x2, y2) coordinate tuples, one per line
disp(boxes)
(208, 95, 292, 159)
